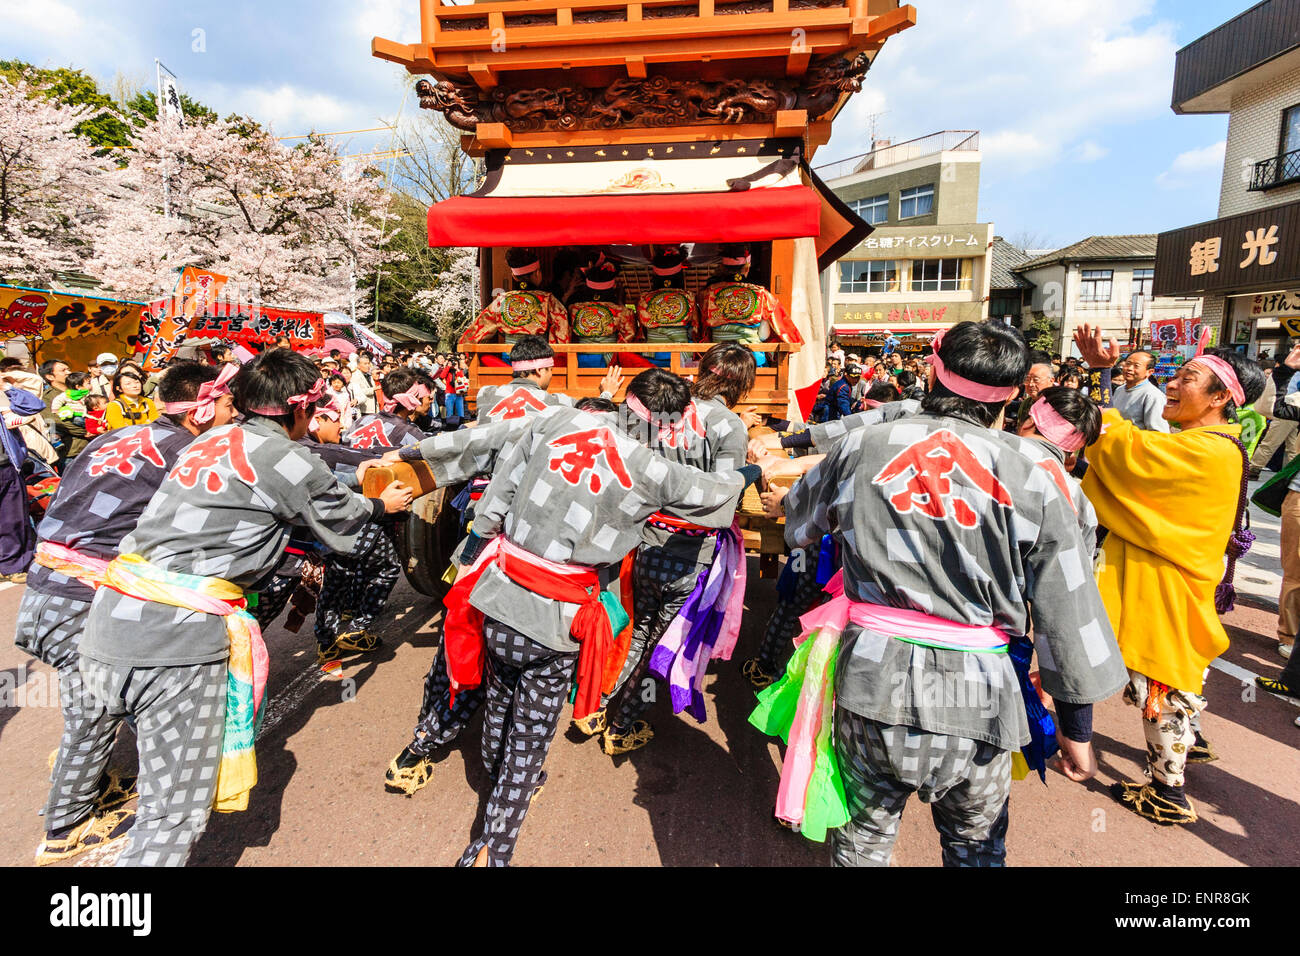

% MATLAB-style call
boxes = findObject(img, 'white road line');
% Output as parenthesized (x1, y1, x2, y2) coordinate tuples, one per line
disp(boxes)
(1209, 656, 1300, 708)
(1249, 540, 1281, 559)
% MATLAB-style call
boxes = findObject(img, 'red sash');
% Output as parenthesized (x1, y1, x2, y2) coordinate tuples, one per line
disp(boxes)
(442, 538, 615, 720)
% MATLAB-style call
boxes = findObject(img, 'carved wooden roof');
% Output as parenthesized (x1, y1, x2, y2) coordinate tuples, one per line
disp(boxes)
(373, 0, 915, 91)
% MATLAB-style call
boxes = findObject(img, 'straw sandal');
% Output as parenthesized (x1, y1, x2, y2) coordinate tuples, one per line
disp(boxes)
(571, 709, 608, 737)
(1110, 781, 1198, 826)
(602, 720, 654, 756)
(1186, 733, 1219, 763)
(384, 747, 435, 797)
(335, 629, 381, 654)
(741, 658, 779, 691)
(94, 768, 138, 812)
(34, 807, 135, 866)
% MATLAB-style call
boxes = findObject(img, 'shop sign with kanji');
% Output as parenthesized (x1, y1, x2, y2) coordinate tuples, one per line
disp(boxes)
(1154, 197, 1300, 297)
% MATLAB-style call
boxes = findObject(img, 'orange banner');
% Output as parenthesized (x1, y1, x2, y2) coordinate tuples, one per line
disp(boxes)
(0, 285, 143, 371)
(137, 267, 230, 371)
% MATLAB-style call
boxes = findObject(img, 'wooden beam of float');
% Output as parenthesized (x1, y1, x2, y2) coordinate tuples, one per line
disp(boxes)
(374, 1, 917, 80)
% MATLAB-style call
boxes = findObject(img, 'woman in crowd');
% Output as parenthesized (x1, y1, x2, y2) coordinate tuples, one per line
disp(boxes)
(103, 366, 158, 431)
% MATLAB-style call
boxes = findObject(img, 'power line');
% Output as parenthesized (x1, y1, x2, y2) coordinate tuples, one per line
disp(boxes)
(277, 124, 397, 141)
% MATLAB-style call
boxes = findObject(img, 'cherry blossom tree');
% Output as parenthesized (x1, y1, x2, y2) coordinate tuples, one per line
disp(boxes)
(0, 76, 113, 287)
(413, 245, 479, 346)
(90, 117, 393, 314)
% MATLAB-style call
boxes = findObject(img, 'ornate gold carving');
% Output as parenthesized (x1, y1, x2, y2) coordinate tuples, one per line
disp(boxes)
(414, 54, 869, 133)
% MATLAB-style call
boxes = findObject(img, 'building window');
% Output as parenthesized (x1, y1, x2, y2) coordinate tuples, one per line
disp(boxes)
(899, 184, 935, 219)
(1132, 268, 1154, 299)
(1079, 269, 1113, 302)
(848, 194, 888, 225)
(839, 260, 898, 293)
(909, 258, 971, 293)
(1283, 103, 1300, 156)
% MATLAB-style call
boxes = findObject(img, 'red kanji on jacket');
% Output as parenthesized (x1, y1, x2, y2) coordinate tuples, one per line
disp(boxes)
(871, 429, 1011, 529)
(347, 419, 391, 450)
(168, 429, 258, 494)
(488, 388, 549, 422)
(547, 427, 634, 495)
(85, 428, 165, 479)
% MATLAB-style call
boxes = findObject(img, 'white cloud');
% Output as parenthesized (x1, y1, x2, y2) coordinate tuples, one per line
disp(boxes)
(0, 0, 141, 76)
(1074, 140, 1110, 163)
(821, 0, 1178, 175)
(205, 83, 361, 136)
(1155, 139, 1226, 190)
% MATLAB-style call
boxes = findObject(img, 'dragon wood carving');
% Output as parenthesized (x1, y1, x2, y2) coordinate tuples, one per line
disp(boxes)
(414, 54, 869, 133)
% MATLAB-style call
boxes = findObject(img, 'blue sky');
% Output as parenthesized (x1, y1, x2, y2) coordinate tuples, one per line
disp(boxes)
(1, 0, 1246, 248)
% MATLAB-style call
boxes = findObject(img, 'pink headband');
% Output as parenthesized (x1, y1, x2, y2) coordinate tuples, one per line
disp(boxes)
(586, 276, 617, 291)
(510, 260, 540, 276)
(862, 398, 883, 409)
(625, 394, 701, 449)
(925, 329, 1021, 403)
(162, 363, 237, 424)
(721, 254, 751, 267)
(383, 382, 430, 413)
(1186, 356, 1245, 407)
(248, 377, 326, 416)
(512, 357, 554, 372)
(1028, 398, 1086, 452)
(652, 262, 685, 276)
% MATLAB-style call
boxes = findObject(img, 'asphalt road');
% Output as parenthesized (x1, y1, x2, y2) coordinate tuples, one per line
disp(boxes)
(1, 486, 1296, 867)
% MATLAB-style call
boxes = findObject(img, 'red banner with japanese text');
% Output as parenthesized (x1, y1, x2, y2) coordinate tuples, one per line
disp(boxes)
(1148, 317, 1186, 351)
(134, 266, 325, 370)
(183, 302, 325, 350)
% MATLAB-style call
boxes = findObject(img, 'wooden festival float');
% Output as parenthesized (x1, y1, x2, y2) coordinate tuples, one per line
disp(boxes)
(369, 0, 916, 592)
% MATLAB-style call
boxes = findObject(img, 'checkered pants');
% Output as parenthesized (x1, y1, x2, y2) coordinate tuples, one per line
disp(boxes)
(315, 520, 400, 648)
(253, 572, 299, 631)
(407, 633, 485, 757)
(15, 590, 112, 833)
(832, 709, 1011, 868)
(756, 548, 829, 674)
(457, 618, 576, 867)
(608, 547, 700, 729)
(76, 655, 227, 867)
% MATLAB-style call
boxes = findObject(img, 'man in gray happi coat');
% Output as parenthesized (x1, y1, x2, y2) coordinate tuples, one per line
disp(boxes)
(770, 321, 1127, 867)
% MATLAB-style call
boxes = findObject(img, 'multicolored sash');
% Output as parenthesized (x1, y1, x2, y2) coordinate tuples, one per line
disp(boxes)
(646, 521, 746, 722)
(34, 541, 111, 589)
(102, 554, 269, 813)
(750, 571, 1008, 841)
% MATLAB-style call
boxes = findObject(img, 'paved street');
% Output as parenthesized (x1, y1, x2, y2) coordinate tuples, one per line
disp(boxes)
(1, 485, 1296, 867)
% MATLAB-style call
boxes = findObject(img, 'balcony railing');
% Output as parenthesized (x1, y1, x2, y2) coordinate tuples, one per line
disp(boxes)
(1250, 147, 1300, 191)
(813, 130, 979, 181)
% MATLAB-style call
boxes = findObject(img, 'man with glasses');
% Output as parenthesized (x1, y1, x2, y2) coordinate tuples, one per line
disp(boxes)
(1110, 350, 1169, 432)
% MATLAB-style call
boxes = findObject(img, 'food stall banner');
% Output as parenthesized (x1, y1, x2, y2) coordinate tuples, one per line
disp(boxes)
(0, 285, 143, 370)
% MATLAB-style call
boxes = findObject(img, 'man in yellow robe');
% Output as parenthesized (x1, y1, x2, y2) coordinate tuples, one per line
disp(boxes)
(1075, 325, 1265, 825)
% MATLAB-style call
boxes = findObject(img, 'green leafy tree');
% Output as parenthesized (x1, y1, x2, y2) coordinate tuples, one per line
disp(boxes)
(1025, 313, 1058, 353)
(0, 61, 133, 148)
(124, 90, 219, 127)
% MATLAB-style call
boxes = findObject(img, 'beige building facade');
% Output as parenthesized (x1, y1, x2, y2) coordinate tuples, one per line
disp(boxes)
(1014, 236, 1201, 354)
(816, 131, 993, 353)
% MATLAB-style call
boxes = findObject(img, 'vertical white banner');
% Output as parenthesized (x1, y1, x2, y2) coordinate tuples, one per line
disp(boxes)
(155, 60, 185, 128)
